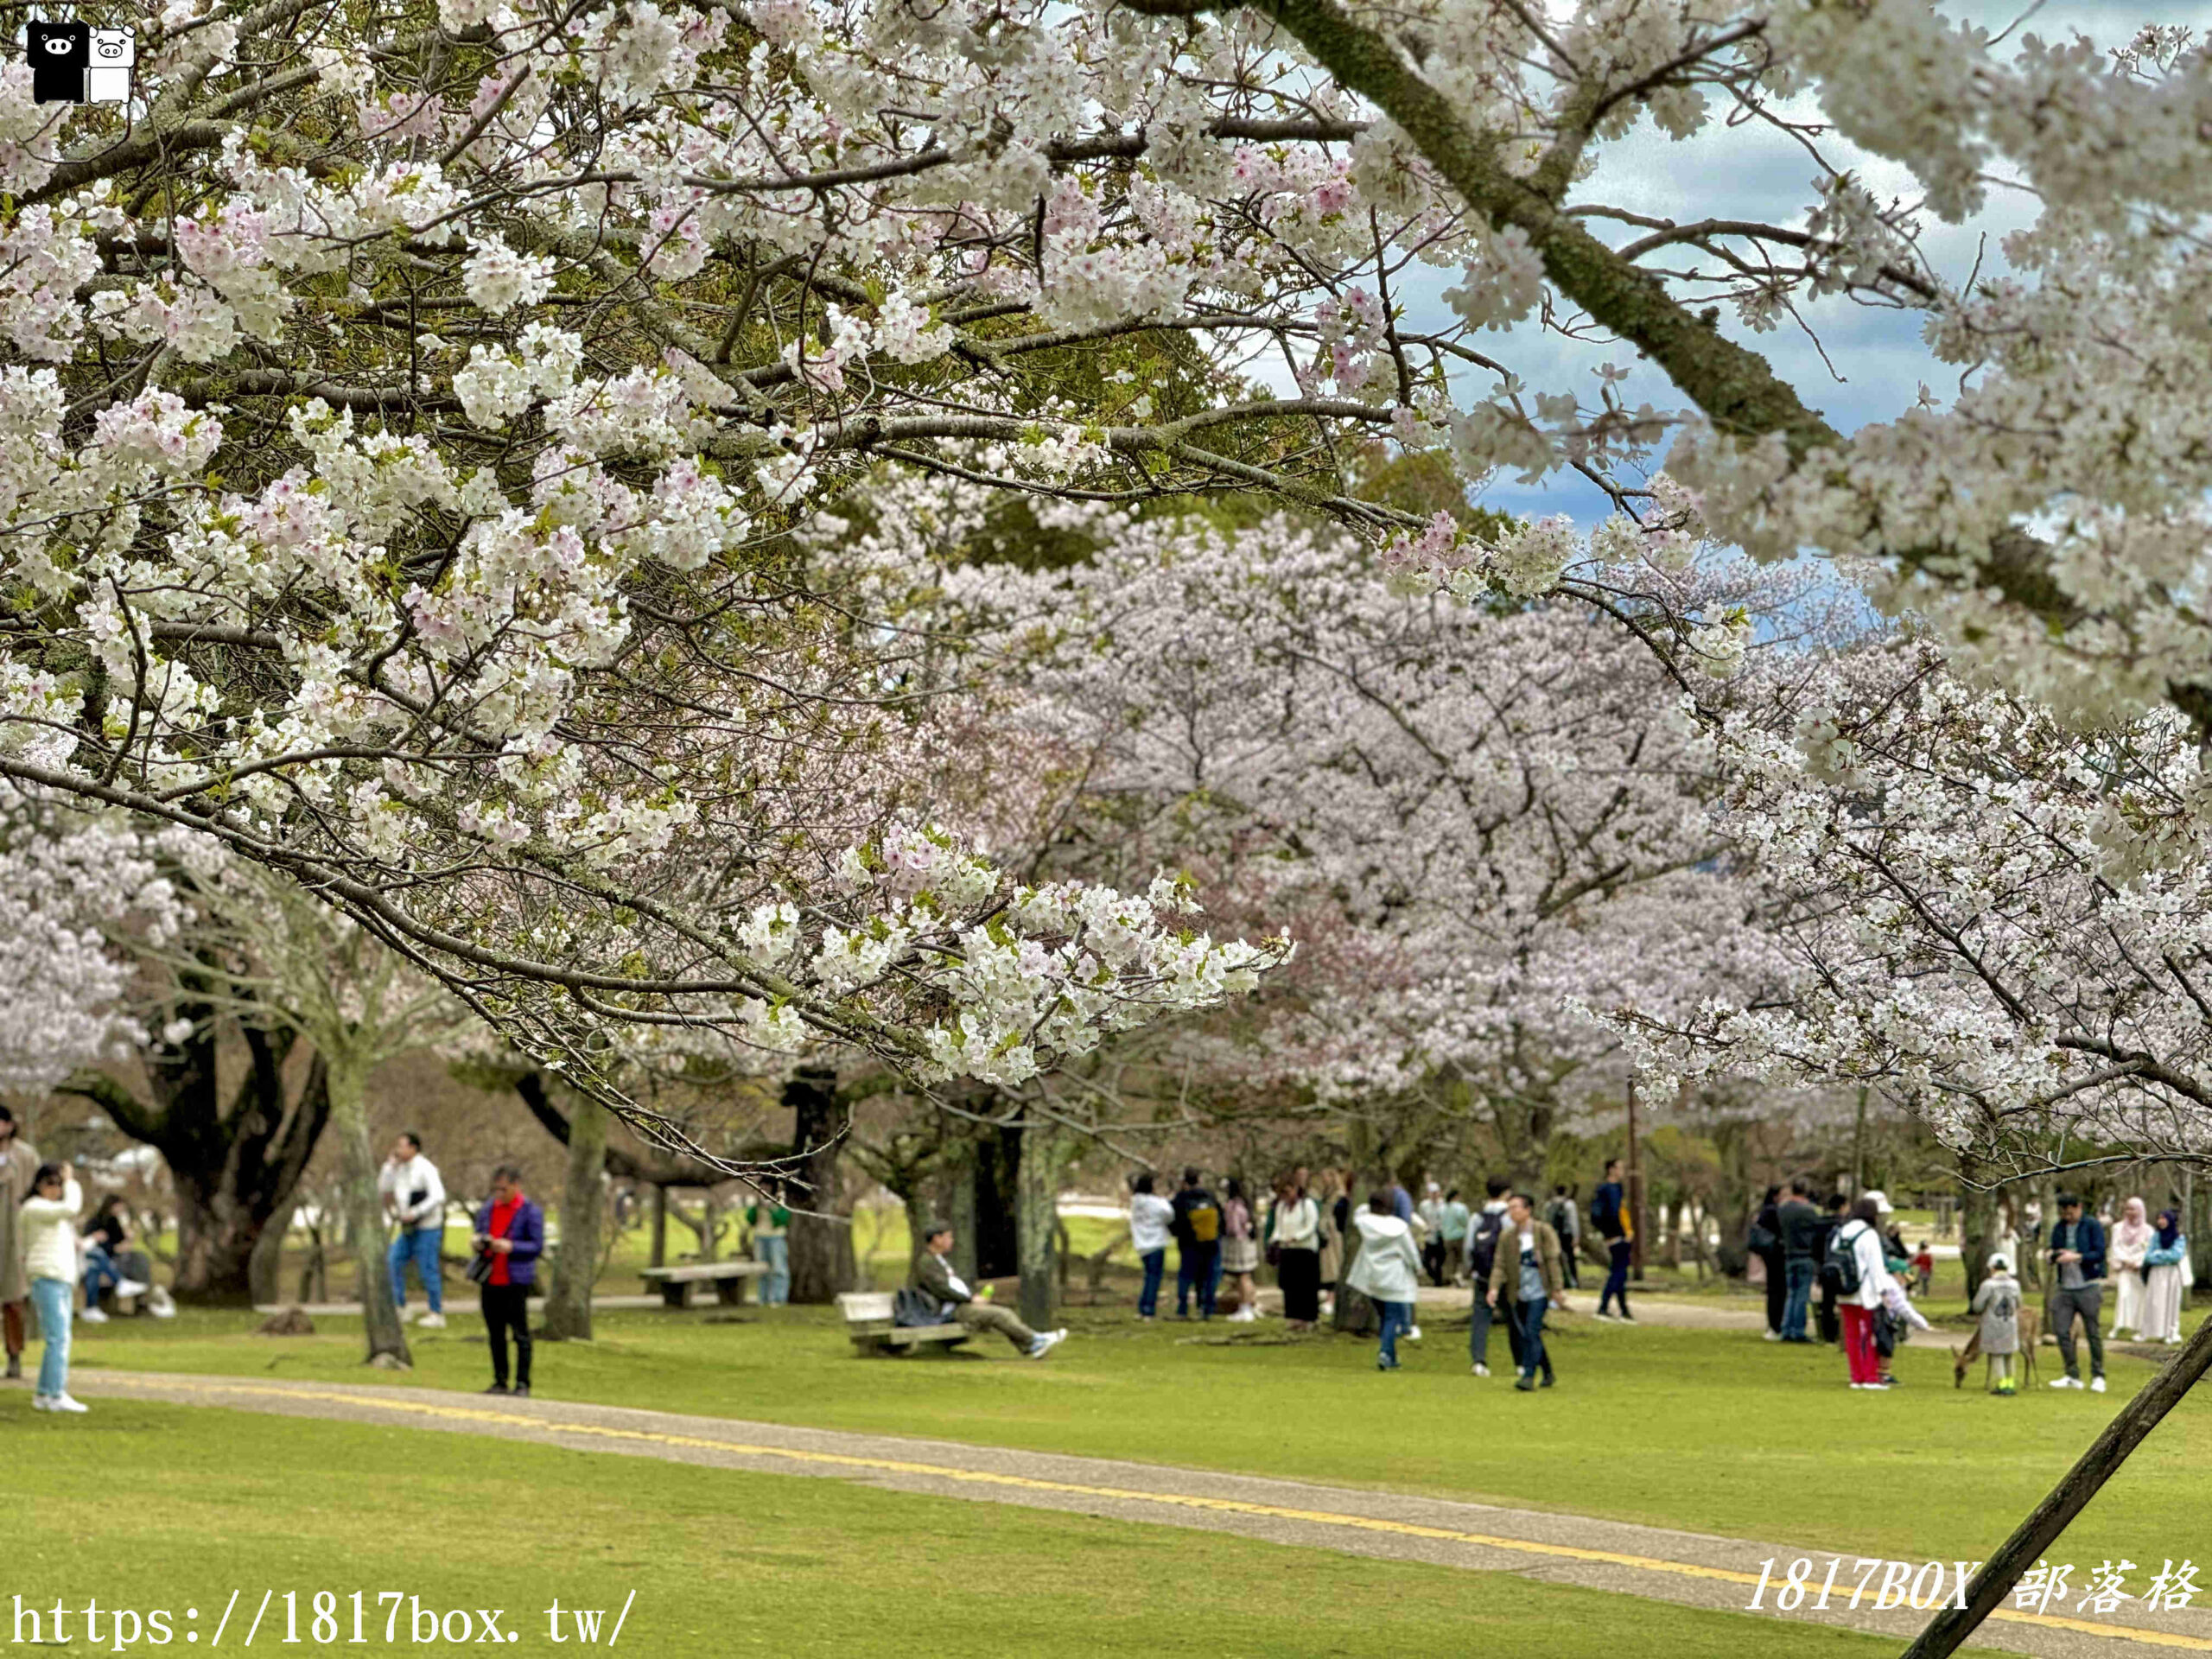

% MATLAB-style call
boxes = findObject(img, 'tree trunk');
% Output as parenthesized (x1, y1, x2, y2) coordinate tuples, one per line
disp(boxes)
(327, 1053, 410, 1366)
(1958, 1155, 1993, 1310)
(1333, 1220, 1376, 1333)
(949, 1150, 980, 1284)
(248, 1199, 292, 1307)
(1016, 1114, 1066, 1330)
(1904, 1316, 2212, 1657)
(67, 1022, 331, 1305)
(785, 1066, 854, 1303)
(649, 1183, 667, 1268)
(540, 1093, 609, 1340)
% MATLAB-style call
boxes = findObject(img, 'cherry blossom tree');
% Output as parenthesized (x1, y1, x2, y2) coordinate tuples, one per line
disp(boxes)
(6, 0, 2206, 1141)
(951, 496, 1793, 1185)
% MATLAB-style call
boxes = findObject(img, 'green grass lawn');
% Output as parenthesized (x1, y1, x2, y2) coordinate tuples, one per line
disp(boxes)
(62, 1291, 2210, 1580)
(0, 1396, 2005, 1658)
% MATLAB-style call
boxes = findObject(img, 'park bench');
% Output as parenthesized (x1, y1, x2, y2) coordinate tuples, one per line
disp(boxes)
(639, 1259, 768, 1309)
(836, 1291, 969, 1356)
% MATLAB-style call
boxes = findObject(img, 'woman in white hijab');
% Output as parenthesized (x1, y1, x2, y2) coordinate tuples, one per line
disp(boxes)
(2109, 1197, 2153, 1339)
(2144, 1210, 2190, 1345)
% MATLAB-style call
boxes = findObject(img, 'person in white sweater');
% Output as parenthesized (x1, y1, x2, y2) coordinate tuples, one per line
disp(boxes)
(1346, 1192, 1423, 1371)
(378, 1133, 448, 1328)
(1128, 1173, 1177, 1320)
(20, 1160, 86, 1413)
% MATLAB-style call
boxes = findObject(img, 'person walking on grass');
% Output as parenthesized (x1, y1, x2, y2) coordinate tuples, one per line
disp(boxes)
(1348, 1191, 1421, 1370)
(1270, 1176, 1322, 1330)
(1418, 1182, 1448, 1287)
(1970, 1252, 2024, 1395)
(1128, 1173, 1175, 1321)
(1592, 1159, 1634, 1323)
(1220, 1178, 1262, 1321)
(378, 1132, 448, 1329)
(1777, 1179, 1823, 1344)
(0, 1104, 40, 1382)
(1545, 1185, 1582, 1291)
(914, 1224, 1065, 1358)
(2144, 1209, 2190, 1345)
(1170, 1167, 1223, 1321)
(1488, 1192, 1568, 1390)
(474, 1164, 543, 1398)
(2045, 1192, 2108, 1393)
(22, 1160, 86, 1414)
(1465, 1177, 1511, 1376)
(1438, 1188, 1471, 1287)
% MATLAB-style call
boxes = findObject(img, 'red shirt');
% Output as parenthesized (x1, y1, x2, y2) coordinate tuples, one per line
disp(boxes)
(487, 1195, 522, 1286)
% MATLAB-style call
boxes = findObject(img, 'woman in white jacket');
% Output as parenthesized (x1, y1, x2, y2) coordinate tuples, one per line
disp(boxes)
(1834, 1194, 1916, 1391)
(1346, 1192, 1423, 1370)
(21, 1160, 86, 1413)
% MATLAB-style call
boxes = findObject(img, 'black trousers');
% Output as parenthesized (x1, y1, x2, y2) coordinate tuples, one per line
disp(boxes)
(1278, 1248, 1321, 1322)
(481, 1284, 532, 1388)
(1762, 1249, 1787, 1332)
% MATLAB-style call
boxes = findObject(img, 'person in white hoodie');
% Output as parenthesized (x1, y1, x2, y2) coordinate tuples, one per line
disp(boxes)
(1833, 1194, 1928, 1390)
(21, 1160, 87, 1413)
(378, 1133, 448, 1328)
(1346, 1191, 1423, 1370)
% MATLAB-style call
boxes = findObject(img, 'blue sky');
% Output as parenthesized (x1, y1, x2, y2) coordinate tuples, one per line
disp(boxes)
(1376, 1, 2212, 528)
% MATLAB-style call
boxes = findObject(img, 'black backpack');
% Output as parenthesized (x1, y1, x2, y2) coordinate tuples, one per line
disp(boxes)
(1825, 1224, 1865, 1298)
(1468, 1208, 1505, 1279)
(893, 1287, 943, 1327)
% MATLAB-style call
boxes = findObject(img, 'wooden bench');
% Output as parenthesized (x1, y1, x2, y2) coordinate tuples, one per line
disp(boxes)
(639, 1259, 769, 1309)
(837, 1291, 969, 1356)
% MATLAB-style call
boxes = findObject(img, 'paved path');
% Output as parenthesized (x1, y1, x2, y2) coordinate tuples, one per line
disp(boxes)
(54, 1370, 2212, 1657)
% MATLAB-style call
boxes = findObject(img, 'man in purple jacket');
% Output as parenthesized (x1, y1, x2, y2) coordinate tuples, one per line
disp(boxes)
(474, 1165, 544, 1397)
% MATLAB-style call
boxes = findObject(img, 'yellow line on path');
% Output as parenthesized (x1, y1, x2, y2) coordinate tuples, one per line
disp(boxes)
(116, 1378, 2212, 1653)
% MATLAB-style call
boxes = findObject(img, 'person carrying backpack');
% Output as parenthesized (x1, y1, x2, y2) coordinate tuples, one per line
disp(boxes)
(1171, 1167, 1223, 1320)
(1464, 1178, 1512, 1376)
(1833, 1194, 1906, 1389)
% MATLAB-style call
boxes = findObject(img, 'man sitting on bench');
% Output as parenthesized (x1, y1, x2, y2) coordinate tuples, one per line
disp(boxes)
(914, 1224, 1067, 1359)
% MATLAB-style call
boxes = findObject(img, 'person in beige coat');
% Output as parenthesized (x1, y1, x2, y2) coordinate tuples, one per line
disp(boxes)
(0, 1105, 39, 1382)
(1487, 1192, 1568, 1391)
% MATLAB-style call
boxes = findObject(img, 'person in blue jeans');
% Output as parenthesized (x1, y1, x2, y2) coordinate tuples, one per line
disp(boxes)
(21, 1162, 87, 1413)
(1128, 1173, 1174, 1319)
(1488, 1192, 1567, 1390)
(378, 1133, 447, 1328)
(1347, 1190, 1421, 1370)
(747, 1191, 791, 1306)
(1777, 1179, 1824, 1343)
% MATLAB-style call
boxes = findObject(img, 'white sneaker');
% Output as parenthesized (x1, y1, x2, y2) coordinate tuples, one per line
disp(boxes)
(2050, 1376, 2083, 1389)
(396, 1307, 417, 1323)
(1027, 1329, 1068, 1360)
(1407, 1325, 1423, 1341)
(2090, 1376, 2107, 1394)
(1471, 1363, 1491, 1377)
(46, 1393, 88, 1413)
(2165, 1335, 2183, 1345)
(1763, 1330, 1783, 1342)
(149, 1288, 175, 1319)
(416, 1312, 447, 1330)
(115, 1277, 149, 1298)
(30, 1394, 52, 1409)
(78, 1306, 109, 1324)
(1594, 1311, 1619, 1323)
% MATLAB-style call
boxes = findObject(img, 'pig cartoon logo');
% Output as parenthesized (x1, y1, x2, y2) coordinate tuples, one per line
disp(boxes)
(24, 20, 133, 104)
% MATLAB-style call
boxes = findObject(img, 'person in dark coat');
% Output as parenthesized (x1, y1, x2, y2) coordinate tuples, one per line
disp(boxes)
(1752, 1185, 1786, 1339)
(474, 1165, 544, 1397)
